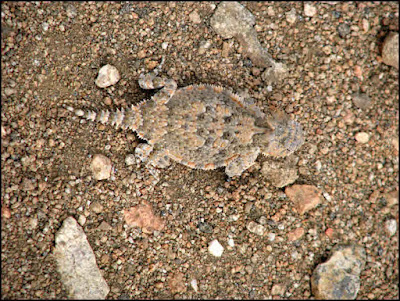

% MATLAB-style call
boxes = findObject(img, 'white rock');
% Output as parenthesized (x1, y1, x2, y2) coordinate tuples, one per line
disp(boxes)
(208, 239, 224, 257)
(355, 132, 370, 144)
(125, 154, 136, 166)
(78, 215, 87, 226)
(42, 22, 49, 31)
(304, 3, 317, 17)
(91, 154, 112, 180)
(286, 8, 297, 24)
(54, 217, 110, 299)
(190, 279, 198, 292)
(267, 232, 276, 242)
(385, 219, 397, 236)
(227, 238, 235, 247)
(95, 64, 120, 88)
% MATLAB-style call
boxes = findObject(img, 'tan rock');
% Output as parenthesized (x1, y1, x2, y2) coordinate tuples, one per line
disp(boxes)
(285, 184, 322, 214)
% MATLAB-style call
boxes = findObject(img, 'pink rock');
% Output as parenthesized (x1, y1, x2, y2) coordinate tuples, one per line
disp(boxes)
(123, 202, 165, 233)
(287, 227, 305, 241)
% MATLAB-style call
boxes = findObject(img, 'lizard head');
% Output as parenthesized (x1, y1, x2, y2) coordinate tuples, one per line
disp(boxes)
(254, 109, 304, 157)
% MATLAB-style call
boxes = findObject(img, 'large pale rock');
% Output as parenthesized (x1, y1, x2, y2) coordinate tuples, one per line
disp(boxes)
(54, 217, 110, 299)
(311, 244, 366, 300)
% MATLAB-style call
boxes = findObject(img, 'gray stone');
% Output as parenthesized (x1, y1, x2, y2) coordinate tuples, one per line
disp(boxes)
(337, 23, 350, 38)
(210, 1, 286, 73)
(352, 93, 371, 110)
(311, 244, 366, 300)
(54, 217, 110, 299)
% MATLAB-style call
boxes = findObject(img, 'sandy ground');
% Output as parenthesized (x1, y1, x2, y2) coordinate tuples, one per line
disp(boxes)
(1, 1, 398, 299)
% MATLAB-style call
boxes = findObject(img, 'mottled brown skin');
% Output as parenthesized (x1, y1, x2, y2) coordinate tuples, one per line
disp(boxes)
(75, 63, 304, 177)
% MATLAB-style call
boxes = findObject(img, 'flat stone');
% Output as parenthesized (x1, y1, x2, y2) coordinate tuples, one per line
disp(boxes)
(168, 272, 186, 293)
(287, 227, 305, 241)
(189, 10, 201, 24)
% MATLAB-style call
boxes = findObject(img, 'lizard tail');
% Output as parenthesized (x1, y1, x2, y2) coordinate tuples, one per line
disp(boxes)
(67, 105, 142, 131)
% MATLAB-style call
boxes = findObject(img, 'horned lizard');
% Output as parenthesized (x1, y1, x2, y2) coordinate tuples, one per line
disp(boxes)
(71, 58, 304, 177)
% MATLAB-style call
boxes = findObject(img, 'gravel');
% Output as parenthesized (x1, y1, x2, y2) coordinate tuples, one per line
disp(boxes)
(1, 1, 398, 299)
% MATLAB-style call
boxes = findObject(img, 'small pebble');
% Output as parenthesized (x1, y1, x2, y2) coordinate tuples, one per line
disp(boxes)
(337, 23, 350, 38)
(208, 239, 224, 257)
(90, 154, 112, 180)
(385, 219, 397, 237)
(4, 87, 16, 96)
(1, 206, 11, 219)
(95, 64, 120, 88)
(190, 279, 198, 292)
(42, 22, 49, 32)
(286, 8, 297, 24)
(247, 221, 265, 236)
(189, 10, 201, 24)
(125, 154, 136, 166)
(198, 222, 214, 234)
(355, 132, 369, 144)
(90, 202, 103, 214)
(66, 4, 77, 18)
(267, 232, 276, 242)
(287, 227, 305, 241)
(78, 215, 87, 226)
(271, 284, 285, 296)
(304, 4, 317, 17)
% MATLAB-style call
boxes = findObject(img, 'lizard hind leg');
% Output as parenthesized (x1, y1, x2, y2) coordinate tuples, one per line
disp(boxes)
(135, 143, 171, 179)
(138, 57, 177, 105)
(135, 143, 171, 168)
